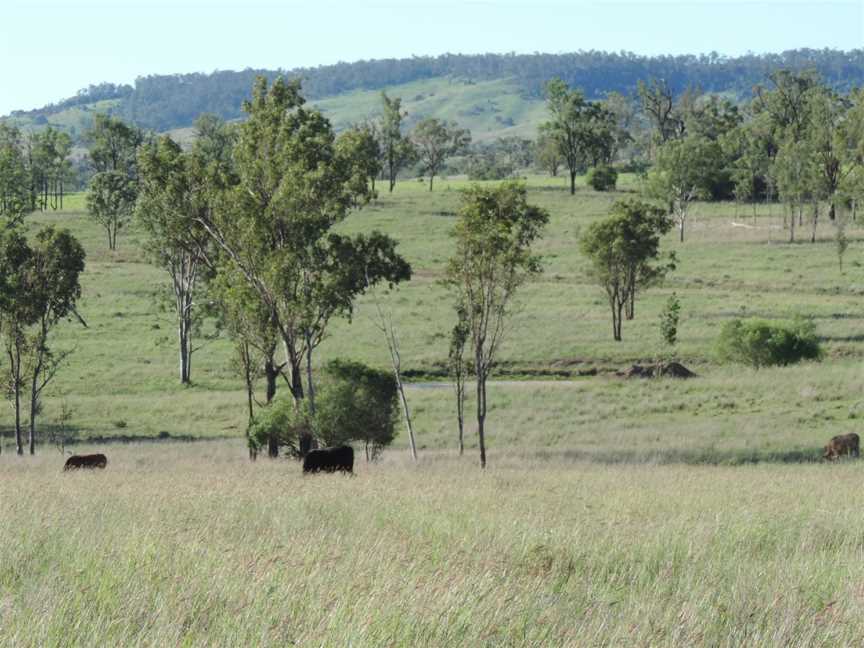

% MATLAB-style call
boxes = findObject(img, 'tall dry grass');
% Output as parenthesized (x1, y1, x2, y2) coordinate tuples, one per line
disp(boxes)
(3, 442, 864, 646)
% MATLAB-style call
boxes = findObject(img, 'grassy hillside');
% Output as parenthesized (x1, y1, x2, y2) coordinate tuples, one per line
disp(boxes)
(314, 76, 547, 141)
(4, 98, 121, 138)
(10, 77, 546, 143)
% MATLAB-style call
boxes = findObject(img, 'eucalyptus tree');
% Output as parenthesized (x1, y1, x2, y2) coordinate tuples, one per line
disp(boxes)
(645, 136, 723, 242)
(136, 135, 215, 384)
(579, 199, 673, 340)
(806, 87, 864, 222)
(637, 78, 686, 145)
(336, 123, 382, 198)
(0, 226, 85, 455)
(752, 70, 820, 143)
(541, 79, 616, 195)
(196, 77, 411, 424)
(379, 92, 415, 192)
(541, 79, 589, 194)
(445, 182, 548, 468)
(412, 117, 471, 191)
(0, 125, 30, 225)
(23, 228, 86, 455)
(85, 114, 143, 249)
(775, 137, 818, 242)
(722, 116, 772, 217)
(534, 134, 563, 177)
(25, 128, 73, 211)
(448, 303, 469, 455)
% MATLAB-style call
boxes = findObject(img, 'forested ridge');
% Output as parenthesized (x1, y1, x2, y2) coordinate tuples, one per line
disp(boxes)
(7, 49, 864, 133)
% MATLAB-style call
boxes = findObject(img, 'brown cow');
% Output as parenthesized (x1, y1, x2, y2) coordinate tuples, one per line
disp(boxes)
(823, 434, 860, 461)
(64, 454, 108, 471)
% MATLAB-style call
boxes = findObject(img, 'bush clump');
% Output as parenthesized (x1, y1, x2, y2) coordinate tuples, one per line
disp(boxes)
(247, 397, 311, 457)
(247, 359, 398, 461)
(716, 318, 822, 368)
(586, 165, 618, 191)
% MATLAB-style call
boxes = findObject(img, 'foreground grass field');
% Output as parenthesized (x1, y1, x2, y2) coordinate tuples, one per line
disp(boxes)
(3, 443, 864, 647)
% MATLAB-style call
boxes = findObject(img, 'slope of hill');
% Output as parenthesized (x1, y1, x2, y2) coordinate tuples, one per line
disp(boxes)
(5, 49, 864, 142)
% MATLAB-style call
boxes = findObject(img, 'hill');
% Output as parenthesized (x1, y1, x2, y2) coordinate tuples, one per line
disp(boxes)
(5, 49, 864, 142)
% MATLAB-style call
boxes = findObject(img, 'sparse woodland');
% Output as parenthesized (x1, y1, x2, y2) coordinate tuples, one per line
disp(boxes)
(3, 57, 864, 645)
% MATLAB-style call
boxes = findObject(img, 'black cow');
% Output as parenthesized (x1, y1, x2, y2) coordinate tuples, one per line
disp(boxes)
(64, 453, 108, 471)
(302, 446, 354, 474)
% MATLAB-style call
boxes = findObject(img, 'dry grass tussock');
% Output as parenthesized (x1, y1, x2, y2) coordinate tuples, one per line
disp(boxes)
(3, 442, 864, 646)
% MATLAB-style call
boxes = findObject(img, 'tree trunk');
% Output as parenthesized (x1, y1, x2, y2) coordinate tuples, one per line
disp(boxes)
(288, 355, 304, 406)
(14, 344, 23, 456)
(829, 201, 836, 222)
(429, 174, 434, 192)
(625, 287, 635, 321)
(28, 341, 44, 456)
(305, 333, 316, 416)
(789, 203, 795, 243)
(241, 342, 256, 460)
(678, 216, 685, 243)
(811, 201, 819, 244)
(28, 383, 37, 455)
(476, 369, 487, 469)
(263, 355, 280, 458)
(456, 379, 465, 456)
(569, 171, 576, 195)
(264, 357, 278, 404)
(179, 317, 191, 384)
(852, 199, 857, 222)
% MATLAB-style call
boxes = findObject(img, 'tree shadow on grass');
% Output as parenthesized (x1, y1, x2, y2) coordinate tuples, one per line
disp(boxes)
(818, 334, 864, 343)
(0, 426, 234, 452)
(528, 446, 827, 466)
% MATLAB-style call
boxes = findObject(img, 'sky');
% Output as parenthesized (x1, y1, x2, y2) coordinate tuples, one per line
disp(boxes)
(1, 0, 862, 116)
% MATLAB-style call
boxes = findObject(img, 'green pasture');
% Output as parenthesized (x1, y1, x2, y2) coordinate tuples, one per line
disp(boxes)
(3, 173, 864, 459)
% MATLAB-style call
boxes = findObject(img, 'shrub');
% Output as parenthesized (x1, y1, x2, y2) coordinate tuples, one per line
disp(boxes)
(315, 360, 398, 461)
(247, 398, 310, 457)
(248, 360, 400, 460)
(716, 318, 821, 368)
(586, 165, 618, 191)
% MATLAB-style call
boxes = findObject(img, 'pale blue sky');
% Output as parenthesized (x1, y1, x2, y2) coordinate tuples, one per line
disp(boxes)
(2, 0, 862, 116)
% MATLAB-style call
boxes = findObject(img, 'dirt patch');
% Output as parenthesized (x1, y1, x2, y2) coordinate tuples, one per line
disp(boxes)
(617, 362, 697, 379)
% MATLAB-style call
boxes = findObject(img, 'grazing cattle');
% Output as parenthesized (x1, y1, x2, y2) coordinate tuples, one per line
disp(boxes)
(302, 446, 354, 474)
(64, 453, 108, 471)
(823, 433, 860, 461)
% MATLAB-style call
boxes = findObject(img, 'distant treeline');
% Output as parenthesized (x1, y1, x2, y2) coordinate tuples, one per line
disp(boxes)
(10, 83, 133, 118)
(13, 49, 864, 132)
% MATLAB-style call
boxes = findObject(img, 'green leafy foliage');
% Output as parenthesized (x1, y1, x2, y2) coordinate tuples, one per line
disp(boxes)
(86, 171, 137, 250)
(541, 78, 616, 194)
(579, 199, 674, 340)
(247, 360, 399, 461)
(0, 125, 31, 224)
(412, 117, 471, 191)
(715, 318, 822, 368)
(314, 360, 398, 460)
(586, 165, 618, 191)
(446, 180, 548, 467)
(659, 293, 681, 348)
(247, 397, 309, 457)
